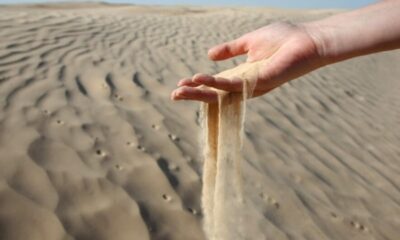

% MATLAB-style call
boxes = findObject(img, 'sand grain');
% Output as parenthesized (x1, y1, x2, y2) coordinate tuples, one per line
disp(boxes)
(0, 3, 399, 240)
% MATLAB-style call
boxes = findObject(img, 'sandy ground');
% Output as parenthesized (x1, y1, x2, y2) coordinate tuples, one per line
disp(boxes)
(0, 3, 399, 240)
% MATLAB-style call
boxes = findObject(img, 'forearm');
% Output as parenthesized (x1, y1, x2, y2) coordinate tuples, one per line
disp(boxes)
(305, 0, 400, 64)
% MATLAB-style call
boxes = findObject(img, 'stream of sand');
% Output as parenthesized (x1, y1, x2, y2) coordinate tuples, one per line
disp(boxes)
(201, 60, 266, 239)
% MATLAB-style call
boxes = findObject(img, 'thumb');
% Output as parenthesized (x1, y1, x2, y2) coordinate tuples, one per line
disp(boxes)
(208, 36, 248, 61)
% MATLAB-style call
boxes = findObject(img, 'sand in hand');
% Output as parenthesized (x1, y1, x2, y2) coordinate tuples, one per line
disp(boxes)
(1, 3, 400, 240)
(201, 60, 264, 240)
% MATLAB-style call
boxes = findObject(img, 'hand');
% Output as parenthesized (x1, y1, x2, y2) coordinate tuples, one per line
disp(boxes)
(171, 22, 324, 102)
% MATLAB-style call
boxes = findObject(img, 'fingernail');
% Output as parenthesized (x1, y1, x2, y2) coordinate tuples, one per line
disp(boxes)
(193, 74, 205, 82)
(175, 89, 183, 97)
(193, 73, 203, 81)
(178, 79, 187, 86)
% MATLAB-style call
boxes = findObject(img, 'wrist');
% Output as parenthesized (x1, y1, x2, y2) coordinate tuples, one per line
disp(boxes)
(300, 22, 336, 66)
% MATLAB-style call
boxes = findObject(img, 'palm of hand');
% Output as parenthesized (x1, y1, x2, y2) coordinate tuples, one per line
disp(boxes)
(172, 22, 320, 102)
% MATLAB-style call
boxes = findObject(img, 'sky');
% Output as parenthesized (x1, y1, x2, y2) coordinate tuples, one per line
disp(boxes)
(0, 0, 377, 9)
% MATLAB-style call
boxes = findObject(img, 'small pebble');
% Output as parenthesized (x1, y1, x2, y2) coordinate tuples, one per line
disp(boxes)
(168, 133, 179, 141)
(162, 194, 172, 202)
(42, 109, 50, 116)
(187, 207, 198, 215)
(137, 145, 146, 151)
(96, 149, 106, 157)
(152, 124, 160, 130)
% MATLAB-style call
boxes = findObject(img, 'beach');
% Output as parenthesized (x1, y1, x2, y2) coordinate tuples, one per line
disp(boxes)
(0, 3, 399, 240)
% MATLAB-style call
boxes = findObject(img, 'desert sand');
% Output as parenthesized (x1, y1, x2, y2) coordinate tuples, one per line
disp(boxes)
(0, 3, 399, 240)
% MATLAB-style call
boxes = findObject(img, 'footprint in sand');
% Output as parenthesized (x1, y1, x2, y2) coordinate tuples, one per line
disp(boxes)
(332, 213, 369, 233)
(114, 164, 123, 171)
(113, 93, 124, 102)
(187, 207, 199, 216)
(259, 193, 280, 209)
(95, 149, 107, 157)
(136, 145, 146, 152)
(330, 212, 339, 220)
(349, 220, 369, 232)
(151, 124, 160, 130)
(42, 109, 51, 116)
(168, 133, 179, 142)
(162, 193, 172, 202)
(126, 141, 146, 152)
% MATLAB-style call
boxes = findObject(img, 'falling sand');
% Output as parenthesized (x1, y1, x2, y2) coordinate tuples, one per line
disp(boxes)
(201, 60, 268, 240)
(2, 4, 400, 240)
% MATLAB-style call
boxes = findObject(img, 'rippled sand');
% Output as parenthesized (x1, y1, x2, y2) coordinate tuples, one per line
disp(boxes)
(0, 3, 399, 240)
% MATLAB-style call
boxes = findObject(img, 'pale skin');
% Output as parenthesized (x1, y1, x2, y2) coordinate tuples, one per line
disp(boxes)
(171, 0, 400, 103)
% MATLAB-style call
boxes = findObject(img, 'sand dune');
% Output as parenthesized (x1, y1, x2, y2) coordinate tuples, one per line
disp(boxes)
(0, 3, 399, 240)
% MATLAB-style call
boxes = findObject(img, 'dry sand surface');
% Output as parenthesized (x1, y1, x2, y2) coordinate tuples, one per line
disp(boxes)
(0, 3, 400, 240)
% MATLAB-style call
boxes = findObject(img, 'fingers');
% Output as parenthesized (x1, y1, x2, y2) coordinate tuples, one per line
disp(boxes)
(208, 36, 248, 61)
(193, 74, 244, 92)
(171, 74, 244, 103)
(176, 74, 213, 87)
(171, 79, 273, 102)
(177, 73, 244, 93)
(171, 87, 270, 103)
(171, 86, 218, 103)
(177, 77, 202, 87)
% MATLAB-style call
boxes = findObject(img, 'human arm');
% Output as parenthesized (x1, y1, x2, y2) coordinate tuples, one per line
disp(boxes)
(171, 0, 400, 103)
(306, 0, 400, 63)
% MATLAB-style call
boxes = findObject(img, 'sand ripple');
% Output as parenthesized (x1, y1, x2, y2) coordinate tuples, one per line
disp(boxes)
(0, 3, 399, 240)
